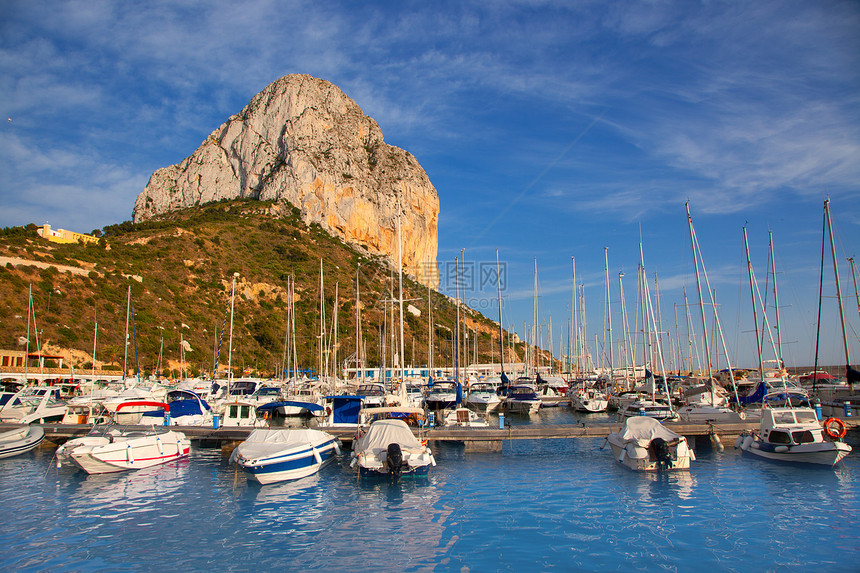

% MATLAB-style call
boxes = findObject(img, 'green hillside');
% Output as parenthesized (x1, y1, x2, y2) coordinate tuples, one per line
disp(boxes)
(0, 200, 530, 379)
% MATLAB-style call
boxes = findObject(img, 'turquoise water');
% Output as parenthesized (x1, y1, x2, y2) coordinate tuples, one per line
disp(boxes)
(1, 408, 858, 572)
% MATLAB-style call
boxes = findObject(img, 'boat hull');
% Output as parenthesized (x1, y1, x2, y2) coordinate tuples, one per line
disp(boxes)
(607, 438, 695, 472)
(503, 399, 541, 415)
(0, 426, 45, 459)
(69, 431, 190, 474)
(737, 437, 851, 466)
(239, 438, 340, 484)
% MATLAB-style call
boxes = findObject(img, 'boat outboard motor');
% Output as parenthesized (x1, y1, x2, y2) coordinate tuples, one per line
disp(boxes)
(386, 443, 404, 477)
(649, 437, 672, 466)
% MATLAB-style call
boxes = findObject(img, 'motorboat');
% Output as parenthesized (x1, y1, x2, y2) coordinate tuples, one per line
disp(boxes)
(440, 407, 490, 428)
(464, 382, 502, 413)
(424, 380, 460, 412)
(677, 404, 745, 423)
(351, 419, 436, 478)
(605, 416, 696, 471)
(140, 390, 212, 426)
(61, 402, 112, 425)
(359, 406, 426, 427)
(0, 425, 45, 459)
(356, 382, 387, 408)
(219, 399, 268, 427)
(0, 386, 67, 424)
(502, 385, 541, 415)
(620, 399, 678, 421)
(734, 405, 852, 466)
(230, 429, 341, 484)
(571, 388, 609, 413)
(61, 426, 190, 474)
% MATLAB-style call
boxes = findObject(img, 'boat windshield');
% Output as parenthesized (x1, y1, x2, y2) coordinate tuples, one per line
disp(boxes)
(794, 410, 818, 424)
(358, 385, 383, 396)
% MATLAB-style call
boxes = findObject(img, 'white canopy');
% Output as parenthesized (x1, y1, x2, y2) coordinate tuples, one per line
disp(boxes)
(615, 416, 681, 446)
(354, 419, 421, 454)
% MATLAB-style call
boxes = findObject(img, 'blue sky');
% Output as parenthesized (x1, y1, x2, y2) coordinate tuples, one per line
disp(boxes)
(1, 0, 858, 369)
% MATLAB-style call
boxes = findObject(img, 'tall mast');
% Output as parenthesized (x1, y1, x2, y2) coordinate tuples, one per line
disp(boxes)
(123, 284, 130, 381)
(356, 265, 364, 383)
(227, 272, 238, 389)
(849, 257, 860, 324)
(427, 259, 433, 378)
(769, 231, 784, 365)
(396, 199, 406, 401)
(824, 199, 852, 371)
(455, 256, 461, 384)
(686, 203, 713, 382)
(533, 258, 538, 376)
(496, 249, 505, 377)
(604, 248, 614, 383)
(743, 226, 765, 384)
(319, 259, 326, 381)
(570, 257, 576, 377)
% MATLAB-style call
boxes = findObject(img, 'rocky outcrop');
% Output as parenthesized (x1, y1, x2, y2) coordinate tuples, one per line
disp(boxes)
(133, 74, 438, 286)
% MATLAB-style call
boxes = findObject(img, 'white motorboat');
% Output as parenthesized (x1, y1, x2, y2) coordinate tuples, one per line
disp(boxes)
(356, 382, 387, 408)
(502, 385, 541, 415)
(219, 399, 268, 427)
(677, 404, 745, 423)
(440, 407, 490, 428)
(734, 405, 852, 466)
(0, 425, 45, 459)
(606, 416, 696, 472)
(464, 382, 502, 413)
(63, 427, 190, 474)
(424, 380, 459, 412)
(351, 419, 436, 478)
(230, 429, 341, 484)
(0, 386, 67, 424)
(571, 388, 609, 413)
(620, 399, 678, 421)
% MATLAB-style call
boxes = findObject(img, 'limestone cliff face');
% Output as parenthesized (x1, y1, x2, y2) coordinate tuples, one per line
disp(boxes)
(133, 74, 438, 286)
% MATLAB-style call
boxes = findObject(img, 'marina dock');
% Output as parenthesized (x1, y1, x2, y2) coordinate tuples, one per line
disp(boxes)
(10, 418, 858, 447)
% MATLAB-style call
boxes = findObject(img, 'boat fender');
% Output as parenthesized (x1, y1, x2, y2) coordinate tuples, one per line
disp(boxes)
(386, 442, 404, 478)
(774, 445, 789, 453)
(710, 434, 724, 452)
(649, 437, 672, 464)
(156, 436, 163, 456)
(333, 441, 342, 455)
(734, 435, 743, 449)
(311, 445, 322, 465)
(741, 435, 753, 451)
(823, 417, 847, 440)
(127, 443, 134, 464)
(430, 455, 437, 467)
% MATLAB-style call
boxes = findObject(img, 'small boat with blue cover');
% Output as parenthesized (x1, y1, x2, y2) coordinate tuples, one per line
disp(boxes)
(230, 429, 341, 484)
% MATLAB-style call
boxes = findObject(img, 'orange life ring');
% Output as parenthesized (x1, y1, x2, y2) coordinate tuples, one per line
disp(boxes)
(823, 417, 847, 440)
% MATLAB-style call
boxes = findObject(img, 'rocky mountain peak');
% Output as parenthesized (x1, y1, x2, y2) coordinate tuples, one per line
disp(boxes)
(133, 74, 438, 286)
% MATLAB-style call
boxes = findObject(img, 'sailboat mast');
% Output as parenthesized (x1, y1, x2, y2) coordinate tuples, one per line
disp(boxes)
(396, 201, 406, 400)
(227, 272, 238, 389)
(824, 199, 852, 369)
(533, 258, 538, 376)
(496, 249, 505, 377)
(743, 226, 765, 383)
(604, 248, 614, 383)
(686, 203, 713, 382)
(769, 231, 784, 365)
(455, 256, 460, 384)
(123, 285, 130, 381)
(570, 257, 576, 377)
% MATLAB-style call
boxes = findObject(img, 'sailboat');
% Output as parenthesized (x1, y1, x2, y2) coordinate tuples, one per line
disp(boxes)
(674, 204, 744, 424)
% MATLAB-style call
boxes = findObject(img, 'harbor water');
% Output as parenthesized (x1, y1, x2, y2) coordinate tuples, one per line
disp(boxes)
(1, 408, 858, 572)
